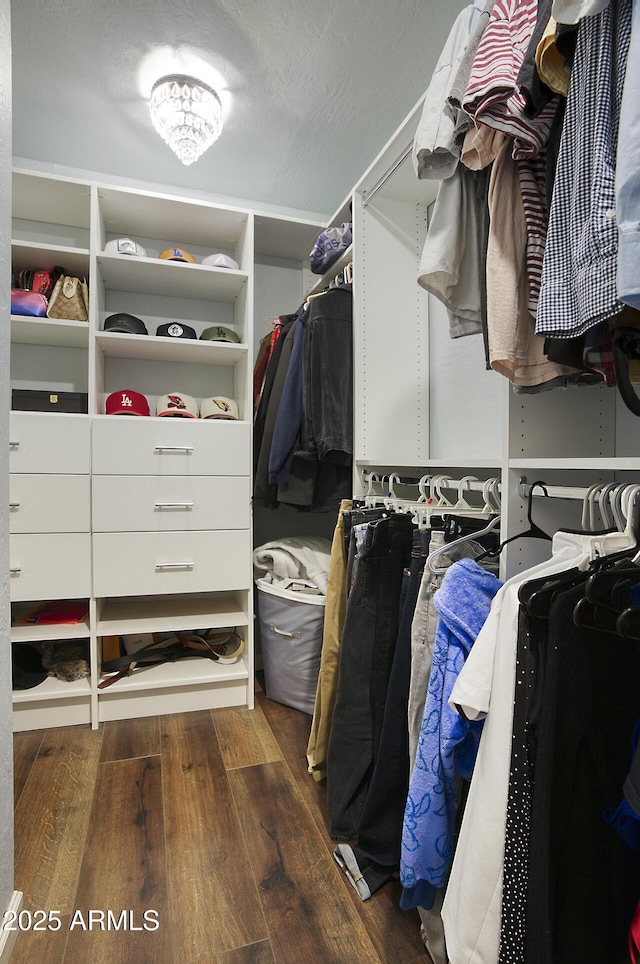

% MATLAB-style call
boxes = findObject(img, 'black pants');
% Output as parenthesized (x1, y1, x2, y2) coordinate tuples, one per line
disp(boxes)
(348, 530, 431, 886)
(327, 513, 414, 840)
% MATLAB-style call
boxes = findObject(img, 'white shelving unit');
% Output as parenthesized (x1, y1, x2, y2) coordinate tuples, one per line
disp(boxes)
(8, 168, 324, 731)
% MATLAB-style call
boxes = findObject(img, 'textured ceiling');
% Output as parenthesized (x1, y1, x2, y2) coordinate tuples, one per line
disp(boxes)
(11, 0, 467, 218)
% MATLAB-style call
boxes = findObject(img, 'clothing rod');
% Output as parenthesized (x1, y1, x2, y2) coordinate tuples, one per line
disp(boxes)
(517, 481, 636, 501)
(362, 471, 498, 494)
(361, 143, 412, 208)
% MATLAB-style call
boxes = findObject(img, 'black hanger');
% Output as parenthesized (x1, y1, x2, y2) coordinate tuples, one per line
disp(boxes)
(572, 595, 625, 635)
(476, 480, 551, 561)
(518, 567, 587, 620)
(615, 605, 640, 641)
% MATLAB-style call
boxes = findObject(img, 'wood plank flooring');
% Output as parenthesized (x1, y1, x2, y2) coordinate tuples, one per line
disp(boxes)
(11, 686, 430, 964)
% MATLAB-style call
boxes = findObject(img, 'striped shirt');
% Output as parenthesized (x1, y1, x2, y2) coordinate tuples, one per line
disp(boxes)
(461, 0, 559, 312)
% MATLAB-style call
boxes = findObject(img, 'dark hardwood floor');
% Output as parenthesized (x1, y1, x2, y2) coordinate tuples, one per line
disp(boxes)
(11, 684, 430, 964)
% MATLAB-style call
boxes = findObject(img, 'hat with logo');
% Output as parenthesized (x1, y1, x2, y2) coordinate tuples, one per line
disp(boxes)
(158, 247, 197, 264)
(200, 396, 239, 420)
(156, 322, 197, 340)
(104, 313, 149, 335)
(201, 253, 240, 270)
(105, 238, 147, 257)
(156, 392, 199, 418)
(200, 325, 241, 344)
(106, 389, 150, 416)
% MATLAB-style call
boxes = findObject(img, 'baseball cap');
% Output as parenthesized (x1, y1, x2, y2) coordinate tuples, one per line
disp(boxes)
(156, 322, 197, 340)
(200, 325, 241, 344)
(200, 396, 239, 420)
(202, 253, 239, 270)
(12, 643, 47, 690)
(158, 247, 197, 264)
(105, 238, 147, 257)
(156, 392, 199, 418)
(106, 389, 150, 416)
(104, 313, 148, 335)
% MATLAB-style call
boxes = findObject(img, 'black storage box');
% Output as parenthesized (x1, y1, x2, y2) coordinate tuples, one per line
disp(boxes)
(12, 389, 88, 414)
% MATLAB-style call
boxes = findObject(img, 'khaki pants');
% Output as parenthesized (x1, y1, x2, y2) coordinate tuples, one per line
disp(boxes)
(306, 499, 352, 782)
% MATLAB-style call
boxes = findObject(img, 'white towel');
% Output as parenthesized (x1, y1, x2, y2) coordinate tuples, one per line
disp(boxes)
(253, 536, 332, 595)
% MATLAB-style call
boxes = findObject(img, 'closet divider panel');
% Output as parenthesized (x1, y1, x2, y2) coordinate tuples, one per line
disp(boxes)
(353, 192, 429, 465)
(428, 293, 506, 463)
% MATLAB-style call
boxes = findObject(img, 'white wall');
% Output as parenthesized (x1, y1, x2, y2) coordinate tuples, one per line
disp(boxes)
(0, 0, 15, 917)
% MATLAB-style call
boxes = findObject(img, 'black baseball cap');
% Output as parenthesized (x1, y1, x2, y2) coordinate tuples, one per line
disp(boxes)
(104, 313, 149, 335)
(12, 643, 47, 690)
(156, 322, 197, 339)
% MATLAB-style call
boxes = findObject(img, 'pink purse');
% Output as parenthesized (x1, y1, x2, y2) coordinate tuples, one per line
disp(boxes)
(11, 289, 48, 317)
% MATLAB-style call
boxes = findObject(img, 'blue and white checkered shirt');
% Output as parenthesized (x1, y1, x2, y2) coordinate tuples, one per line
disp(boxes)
(536, 0, 631, 340)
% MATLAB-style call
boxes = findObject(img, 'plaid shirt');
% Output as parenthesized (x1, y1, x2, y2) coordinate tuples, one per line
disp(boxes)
(536, 0, 631, 339)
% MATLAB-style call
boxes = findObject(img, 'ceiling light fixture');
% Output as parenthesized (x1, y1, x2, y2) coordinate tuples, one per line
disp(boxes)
(149, 74, 223, 166)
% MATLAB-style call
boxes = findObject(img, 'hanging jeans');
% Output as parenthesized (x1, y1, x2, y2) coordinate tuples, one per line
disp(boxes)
(327, 513, 414, 840)
(333, 529, 431, 896)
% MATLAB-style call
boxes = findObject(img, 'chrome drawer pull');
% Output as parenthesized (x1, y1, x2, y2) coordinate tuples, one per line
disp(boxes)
(9, 442, 19, 449)
(9, 503, 19, 509)
(154, 445, 194, 453)
(155, 562, 194, 571)
(9, 568, 21, 575)
(154, 502, 194, 509)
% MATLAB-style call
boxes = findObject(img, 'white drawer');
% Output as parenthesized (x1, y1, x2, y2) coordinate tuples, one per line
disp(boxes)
(92, 476, 250, 532)
(10, 475, 91, 533)
(92, 529, 252, 597)
(92, 416, 250, 476)
(9, 412, 90, 474)
(10, 533, 92, 602)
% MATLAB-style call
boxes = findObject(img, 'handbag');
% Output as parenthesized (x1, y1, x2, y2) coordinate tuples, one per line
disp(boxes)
(10, 289, 48, 317)
(46, 275, 89, 322)
(18, 265, 66, 300)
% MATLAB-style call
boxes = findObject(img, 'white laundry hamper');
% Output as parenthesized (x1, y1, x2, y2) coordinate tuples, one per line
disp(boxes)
(255, 578, 326, 714)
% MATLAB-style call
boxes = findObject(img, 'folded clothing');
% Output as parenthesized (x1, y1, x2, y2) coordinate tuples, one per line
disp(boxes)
(253, 536, 332, 595)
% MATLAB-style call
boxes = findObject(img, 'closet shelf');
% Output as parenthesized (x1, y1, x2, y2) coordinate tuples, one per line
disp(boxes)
(97, 655, 249, 695)
(11, 316, 89, 349)
(11, 621, 90, 644)
(356, 458, 505, 470)
(254, 213, 322, 261)
(305, 245, 353, 297)
(95, 331, 247, 366)
(12, 676, 91, 703)
(96, 185, 250, 248)
(509, 458, 640, 471)
(97, 592, 249, 636)
(96, 254, 248, 301)
(11, 241, 90, 276)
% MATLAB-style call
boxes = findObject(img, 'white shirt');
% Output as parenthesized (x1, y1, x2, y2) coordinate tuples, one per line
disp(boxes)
(552, 0, 610, 25)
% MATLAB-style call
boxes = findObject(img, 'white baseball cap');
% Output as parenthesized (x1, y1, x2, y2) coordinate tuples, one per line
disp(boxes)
(156, 392, 199, 418)
(200, 396, 239, 420)
(105, 238, 147, 257)
(202, 253, 239, 270)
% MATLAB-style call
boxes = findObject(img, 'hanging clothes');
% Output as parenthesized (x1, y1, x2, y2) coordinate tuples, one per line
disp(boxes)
(399, 558, 503, 910)
(535, 0, 632, 340)
(326, 512, 414, 840)
(306, 498, 353, 783)
(615, 0, 640, 309)
(440, 528, 640, 963)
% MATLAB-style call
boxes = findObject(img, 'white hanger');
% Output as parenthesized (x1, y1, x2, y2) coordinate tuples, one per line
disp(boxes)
(426, 515, 502, 575)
